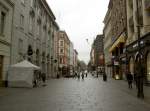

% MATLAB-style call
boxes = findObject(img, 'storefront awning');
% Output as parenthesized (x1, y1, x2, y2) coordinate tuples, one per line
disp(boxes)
(109, 33, 126, 52)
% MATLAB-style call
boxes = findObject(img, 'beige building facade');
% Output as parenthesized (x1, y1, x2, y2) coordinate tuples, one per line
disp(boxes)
(10, 0, 58, 79)
(0, 0, 14, 86)
(107, 0, 127, 79)
(103, 2, 112, 77)
(126, 0, 150, 83)
(58, 31, 70, 76)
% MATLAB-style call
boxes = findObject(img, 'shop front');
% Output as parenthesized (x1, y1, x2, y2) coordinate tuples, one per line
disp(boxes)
(126, 32, 150, 84)
(109, 33, 126, 80)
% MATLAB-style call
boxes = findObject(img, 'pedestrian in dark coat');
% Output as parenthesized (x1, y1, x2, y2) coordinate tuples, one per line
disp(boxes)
(103, 73, 107, 81)
(85, 72, 88, 77)
(127, 72, 133, 89)
(77, 73, 80, 80)
(81, 72, 84, 80)
(42, 72, 46, 83)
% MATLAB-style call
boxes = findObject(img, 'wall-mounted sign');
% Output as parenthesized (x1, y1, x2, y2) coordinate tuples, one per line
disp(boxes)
(114, 61, 119, 66)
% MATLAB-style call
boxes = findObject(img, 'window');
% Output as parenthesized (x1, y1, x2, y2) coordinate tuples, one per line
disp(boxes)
(29, 15, 34, 33)
(0, 12, 6, 35)
(60, 40, 64, 46)
(20, 15, 24, 29)
(18, 39, 23, 54)
(60, 57, 63, 64)
(60, 49, 64, 53)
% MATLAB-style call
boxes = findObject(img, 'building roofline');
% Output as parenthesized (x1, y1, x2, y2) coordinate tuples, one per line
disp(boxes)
(41, 0, 56, 20)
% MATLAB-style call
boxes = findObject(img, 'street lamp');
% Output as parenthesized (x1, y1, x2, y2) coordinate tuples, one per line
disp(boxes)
(136, 0, 144, 98)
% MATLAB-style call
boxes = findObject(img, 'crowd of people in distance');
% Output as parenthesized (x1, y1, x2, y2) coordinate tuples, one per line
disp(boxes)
(74, 70, 88, 81)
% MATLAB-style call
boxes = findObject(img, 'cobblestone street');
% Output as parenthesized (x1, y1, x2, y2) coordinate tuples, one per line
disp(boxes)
(0, 76, 150, 111)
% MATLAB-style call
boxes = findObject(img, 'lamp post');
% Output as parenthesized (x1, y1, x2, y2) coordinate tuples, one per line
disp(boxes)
(136, 0, 144, 98)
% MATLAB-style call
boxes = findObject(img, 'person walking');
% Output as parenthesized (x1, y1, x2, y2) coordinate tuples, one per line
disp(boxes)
(77, 72, 80, 80)
(127, 72, 133, 89)
(85, 72, 88, 78)
(42, 72, 46, 84)
(75, 71, 77, 78)
(103, 73, 107, 81)
(81, 72, 84, 80)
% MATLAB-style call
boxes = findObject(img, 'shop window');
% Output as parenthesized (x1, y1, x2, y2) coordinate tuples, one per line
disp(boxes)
(147, 53, 150, 81)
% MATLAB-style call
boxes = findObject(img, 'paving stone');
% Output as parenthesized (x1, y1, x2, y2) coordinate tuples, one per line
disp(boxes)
(0, 75, 150, 111)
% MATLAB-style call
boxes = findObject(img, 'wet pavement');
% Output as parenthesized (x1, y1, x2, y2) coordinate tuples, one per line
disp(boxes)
(0, 75, 150, 111)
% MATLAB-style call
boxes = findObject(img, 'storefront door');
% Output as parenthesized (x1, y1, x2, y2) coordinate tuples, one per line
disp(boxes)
(147, 53, 150, 81)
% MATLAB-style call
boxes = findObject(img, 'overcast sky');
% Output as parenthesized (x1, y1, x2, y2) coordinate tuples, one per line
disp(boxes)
(47, 0, 109, 64)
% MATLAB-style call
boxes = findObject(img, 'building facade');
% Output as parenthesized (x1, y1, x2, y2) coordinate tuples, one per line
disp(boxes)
(126, 0, 150, 84)
(52, 22, 59, 78)
(11, 0, 58, 79)
(90, 35, 104, 71)
(73, 49, 78, 72)
(58, 31, 70, 76)
(108, 0, 127, 79)
(103, 2, 113, 77)
(90, 46, 95, 71)
(69, 42, 74, 75)
(0, 0, 14, 86)
(94, 35, 104, 67)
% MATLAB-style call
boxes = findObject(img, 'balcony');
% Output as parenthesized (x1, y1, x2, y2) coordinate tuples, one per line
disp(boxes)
(145, 0, 150, 10)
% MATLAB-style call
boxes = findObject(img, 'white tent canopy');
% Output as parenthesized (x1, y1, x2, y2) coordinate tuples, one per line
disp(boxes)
(8, 60, 40, 88)
(11, 60, 40, 69)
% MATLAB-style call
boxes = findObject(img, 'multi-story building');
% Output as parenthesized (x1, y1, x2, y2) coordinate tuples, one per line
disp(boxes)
(94, 35, 104, 67)
(52, 22, 59, 78)
(103, 2, 112, 77)
(0, 0, 14, 86)
(90, 35, 104, 71)
(108, 0, 127, 79)
(73, 49, 78, 71)
(69, 42, 74, 75)
(126, 0, 150, 83)
(90, 46, 95, 71)
(11, 0, 58, 79)
(58, 31, 70, 76)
